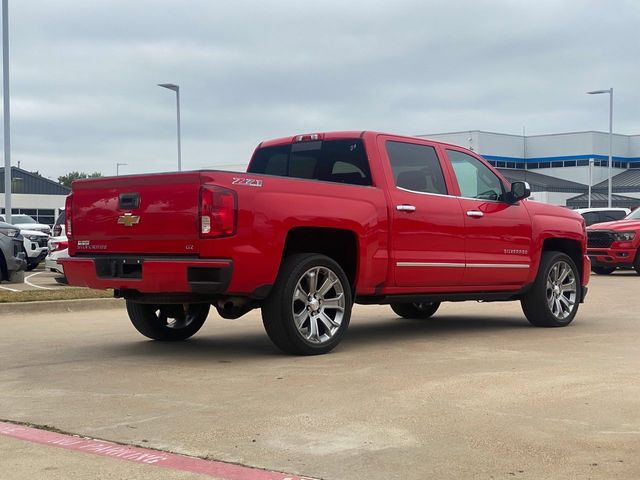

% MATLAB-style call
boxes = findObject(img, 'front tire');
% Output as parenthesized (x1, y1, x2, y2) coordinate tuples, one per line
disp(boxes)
(591, 266, 615, 275)
(126, 301, 210, 341)
(390, 302, 440, 319)
(634, 250, 640, 275)
(262, 253, 352, 355)
(521, 251, 580, 327)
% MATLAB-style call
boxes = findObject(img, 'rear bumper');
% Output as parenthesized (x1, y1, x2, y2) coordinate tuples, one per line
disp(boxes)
(61, 257, 233, 294)
(587, 247, 636, 267)
(27, 249, 48, 266)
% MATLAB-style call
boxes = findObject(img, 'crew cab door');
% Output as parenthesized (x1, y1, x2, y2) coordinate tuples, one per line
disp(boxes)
(379, 136, 466, 287)
(445, 148, 533, 287)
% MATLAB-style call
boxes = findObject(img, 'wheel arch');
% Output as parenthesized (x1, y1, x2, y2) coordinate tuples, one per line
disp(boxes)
(541, 237, 583, 280)
(282, 227, 358, 290)
(0, 251, 7, 281)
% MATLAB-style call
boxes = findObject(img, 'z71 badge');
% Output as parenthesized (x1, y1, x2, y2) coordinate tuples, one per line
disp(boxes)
(232, 177, 263, 187)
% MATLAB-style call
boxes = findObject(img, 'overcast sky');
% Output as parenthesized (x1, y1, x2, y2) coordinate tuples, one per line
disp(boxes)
(3, 0, 640, 180)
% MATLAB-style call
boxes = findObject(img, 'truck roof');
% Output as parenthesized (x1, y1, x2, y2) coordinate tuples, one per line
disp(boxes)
(257, 131, 468, 150)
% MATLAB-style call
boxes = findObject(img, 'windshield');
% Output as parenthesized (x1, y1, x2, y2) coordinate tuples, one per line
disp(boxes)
(7, 214, 38, 225)
(626, 208, 640, 220)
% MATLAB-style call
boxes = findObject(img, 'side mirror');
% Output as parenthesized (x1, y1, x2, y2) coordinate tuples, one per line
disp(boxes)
(507, 181, 531, 203)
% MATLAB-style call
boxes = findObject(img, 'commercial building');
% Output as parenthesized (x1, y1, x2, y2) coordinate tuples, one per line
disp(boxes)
(420, 130, 640, 208)
(0, 167, 69, 225)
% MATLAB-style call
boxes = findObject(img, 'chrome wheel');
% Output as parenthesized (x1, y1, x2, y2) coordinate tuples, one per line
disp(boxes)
(545, 260, 577, 320)
(156, 304, 200, 329)
(292, 266, 345, 344)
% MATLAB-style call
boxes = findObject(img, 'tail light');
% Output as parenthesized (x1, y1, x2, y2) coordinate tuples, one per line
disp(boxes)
(199, 186, 237, 238)
(65, 194, 73, 238)
(48, 238, 69, 252)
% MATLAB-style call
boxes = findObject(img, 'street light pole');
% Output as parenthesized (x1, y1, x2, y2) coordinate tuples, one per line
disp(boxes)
(116, 163, 127, 176)
(2, 0, 11, 223)
(587, 158, 593, 208)
(587, 88, 614, 208)
(158, 83, 181, 172)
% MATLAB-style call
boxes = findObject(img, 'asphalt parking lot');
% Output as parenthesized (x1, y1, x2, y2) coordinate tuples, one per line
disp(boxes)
(0, 273, 638, 480)
(0, 265, 68, 292)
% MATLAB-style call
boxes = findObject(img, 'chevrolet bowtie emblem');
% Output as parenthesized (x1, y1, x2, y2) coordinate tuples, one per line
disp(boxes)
(117, 213, 140, 227)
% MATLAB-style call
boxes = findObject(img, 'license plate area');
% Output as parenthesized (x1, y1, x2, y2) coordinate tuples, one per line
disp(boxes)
(95, 257, 143, 279)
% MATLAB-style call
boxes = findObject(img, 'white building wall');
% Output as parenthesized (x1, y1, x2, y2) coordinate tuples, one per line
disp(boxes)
(591, 132, 630, 158)
(629, 135, 640, 157)
(471, 132, 523, 158)
(426, 131, 635, 161)
(420, 131, 477, 151)
(526, 132, 593, 158)
(0, 194, 67, 210)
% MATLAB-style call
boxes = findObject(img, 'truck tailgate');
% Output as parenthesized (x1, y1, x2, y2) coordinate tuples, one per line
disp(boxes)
(71, 172, 202, 255)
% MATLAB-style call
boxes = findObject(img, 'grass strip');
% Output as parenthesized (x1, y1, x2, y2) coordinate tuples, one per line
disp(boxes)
(0, 288, 113, 303)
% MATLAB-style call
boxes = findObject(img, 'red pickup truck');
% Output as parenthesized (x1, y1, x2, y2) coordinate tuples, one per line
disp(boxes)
(587, 209, 640, 274)
(62, 131, 590, 355)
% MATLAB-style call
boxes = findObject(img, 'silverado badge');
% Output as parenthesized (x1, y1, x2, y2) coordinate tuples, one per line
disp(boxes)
(117, 213, 140, 227)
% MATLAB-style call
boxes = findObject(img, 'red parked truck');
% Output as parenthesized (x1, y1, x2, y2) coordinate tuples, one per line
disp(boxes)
(62, 131, 590, 355)
(587, 208, 640, 275)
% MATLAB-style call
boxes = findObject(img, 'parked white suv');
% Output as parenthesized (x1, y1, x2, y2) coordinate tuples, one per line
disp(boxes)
(20, 229, 49, 271)
(574, 208, 631, 227)
(0, 214, 52, 235)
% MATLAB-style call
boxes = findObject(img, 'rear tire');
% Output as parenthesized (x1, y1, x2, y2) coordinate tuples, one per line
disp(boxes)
(521, 251, 580, 327)
(591, 266, 615, 275)
(390, 302, 440, 319)
(262, 253, 352, 355)
(126, 301, 210, 341)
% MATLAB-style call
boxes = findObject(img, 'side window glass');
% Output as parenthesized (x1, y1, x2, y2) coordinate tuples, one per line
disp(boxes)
(322, 140, 372, 186)
(448, 150, 505, 201)
(582, 212, 599, 226)
(603, 211, 625, 222)
(385, 141, 447, 195)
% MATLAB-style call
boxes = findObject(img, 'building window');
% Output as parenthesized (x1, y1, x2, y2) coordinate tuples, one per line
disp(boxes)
(516, 163, 525, 169)
(564, 160, 577, 167)
(577, 160, 589, 166)
(551, 161, 563, 168)
(539, 162, 551, 169)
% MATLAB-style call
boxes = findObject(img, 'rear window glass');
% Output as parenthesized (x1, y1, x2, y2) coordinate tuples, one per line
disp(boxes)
(248, 139, 372, 186)
(386, 141, 447, 195)
(600, 211, 626, 222)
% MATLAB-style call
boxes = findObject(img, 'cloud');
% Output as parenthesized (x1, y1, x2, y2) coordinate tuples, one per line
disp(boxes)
(2, 0, 639, 178)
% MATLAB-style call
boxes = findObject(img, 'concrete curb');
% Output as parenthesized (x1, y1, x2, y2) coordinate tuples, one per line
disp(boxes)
(0, 298, 125, 316)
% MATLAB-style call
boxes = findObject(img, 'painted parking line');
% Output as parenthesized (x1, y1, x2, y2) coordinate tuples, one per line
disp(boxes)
(24, 272, 55, 291)
(0, 421, 317, 480)
(0, 285, 21, 292)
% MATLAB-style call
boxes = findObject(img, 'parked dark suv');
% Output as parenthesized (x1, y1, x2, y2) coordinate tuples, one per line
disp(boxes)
(0, 221, 27, 282)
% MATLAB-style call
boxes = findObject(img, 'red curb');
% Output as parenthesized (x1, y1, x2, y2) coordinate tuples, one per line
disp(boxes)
(0, 422, 317, 480)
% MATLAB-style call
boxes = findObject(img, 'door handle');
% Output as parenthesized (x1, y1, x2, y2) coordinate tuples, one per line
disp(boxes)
(466, 210, 484, 218)
(396, 204, 416, 212)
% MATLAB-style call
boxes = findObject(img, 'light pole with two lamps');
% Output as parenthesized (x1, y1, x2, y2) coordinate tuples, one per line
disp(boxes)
(587, 88, 613, 208)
